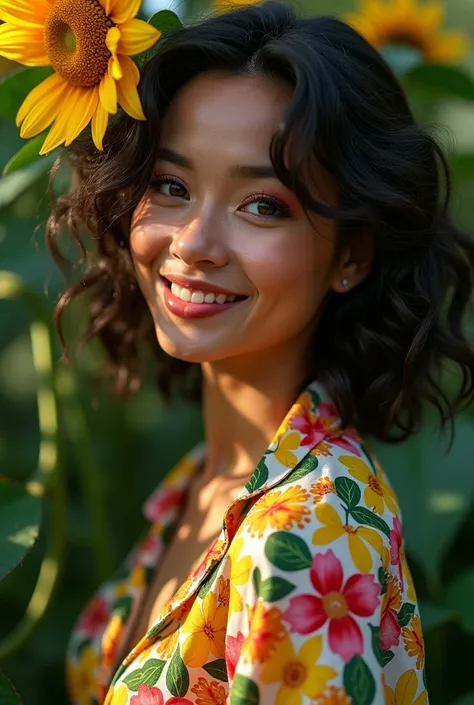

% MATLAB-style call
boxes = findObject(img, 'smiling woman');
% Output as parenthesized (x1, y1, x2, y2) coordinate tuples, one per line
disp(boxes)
(43, 2, 474, 704)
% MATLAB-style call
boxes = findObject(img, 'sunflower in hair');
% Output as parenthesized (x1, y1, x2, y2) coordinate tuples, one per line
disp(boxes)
(0, 0, 161, 154)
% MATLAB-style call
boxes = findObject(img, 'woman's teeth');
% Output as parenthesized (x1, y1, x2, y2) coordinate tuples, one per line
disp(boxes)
(170, 282, 237, 304)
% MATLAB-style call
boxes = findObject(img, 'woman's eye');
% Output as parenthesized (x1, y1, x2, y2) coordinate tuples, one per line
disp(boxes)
(149, 177, 190, 200)
(241, 196, 291, 220)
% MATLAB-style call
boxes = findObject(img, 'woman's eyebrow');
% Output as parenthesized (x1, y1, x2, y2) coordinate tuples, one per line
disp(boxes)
(155, 147, 277, 179)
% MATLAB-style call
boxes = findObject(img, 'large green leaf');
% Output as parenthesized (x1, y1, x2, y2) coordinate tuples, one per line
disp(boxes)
(0, 477, 42, 581)
(0, 671, 22, 704)
(403, 64, 474, 102)
(444, 569, 474, 634)
(0, 157, 54, 208)
(134, 10, 182, 68)
(372, 412, 474, 578)
(2, 134, 54, 176)
(0, 67, 53, 122)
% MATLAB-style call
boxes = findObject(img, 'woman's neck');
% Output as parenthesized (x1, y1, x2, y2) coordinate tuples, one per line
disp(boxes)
(200, 341, 310, 481)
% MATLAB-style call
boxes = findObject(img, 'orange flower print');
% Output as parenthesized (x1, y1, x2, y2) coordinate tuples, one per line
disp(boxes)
(402, 614, 425, 670)
(313, 686, 353, 704)
(310, 476, 336, 504)
(380, 575, 402, 651)
(181, 592, 227, 667)
(383, 671, 428, 705)
(339, 456, 398, 516)
(246, 485, 311, 538)
(191, 677, 227, 705)
(217, 576, 230, 608)
(261, 634, 337, 705)
(390, 517, 417, 601)
(310, 441, 334, 457)
(242, 601, 286, 663)
(155, 629, 179, 659)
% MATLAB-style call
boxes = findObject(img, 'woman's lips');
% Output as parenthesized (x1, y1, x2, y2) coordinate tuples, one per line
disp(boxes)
(159, 277, 247, 319)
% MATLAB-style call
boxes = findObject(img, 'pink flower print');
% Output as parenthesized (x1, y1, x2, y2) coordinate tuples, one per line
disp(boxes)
(283, 549, 380, 662)
(143, 488, 185, 523)
(130, 684, 192, 705)
(390, 517, 404, 590)
(291, 401, 361, 456)
(226, 631, 245, 680)
(76, 594, 110, 638)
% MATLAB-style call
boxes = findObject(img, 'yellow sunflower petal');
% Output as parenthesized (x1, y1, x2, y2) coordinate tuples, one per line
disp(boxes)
(116, 55, 145, 119)
(348, 532, 372, 573)
(65, 86, 99, 146)
(0, 0, 51, 27)
(98, 0, 116, 15)
(426, 32, 469, 62)
(40, 85, 83, 154)
(99, 59, 118, 114)
(117, 18, 161, 56)
(110, 0, 142, 25)
(106, 26, 123, 80)
(419, 2, 444, 33)
(19, 81, 65, 138)
(0, 23, 49, 65)
(16, 71, 65, 127)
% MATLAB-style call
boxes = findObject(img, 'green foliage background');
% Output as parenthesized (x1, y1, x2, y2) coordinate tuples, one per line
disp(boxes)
(1, 0, 474, 703)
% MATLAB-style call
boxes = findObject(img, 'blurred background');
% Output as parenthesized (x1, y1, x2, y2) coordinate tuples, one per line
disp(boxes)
(1, 0, 474, 703)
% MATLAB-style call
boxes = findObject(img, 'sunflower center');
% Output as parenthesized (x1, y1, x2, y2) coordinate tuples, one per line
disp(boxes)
(368, 475, 383, 496)
(44, 0, 113, 87)
(323, 591, 349, 619)
(283, 661, 307, 688)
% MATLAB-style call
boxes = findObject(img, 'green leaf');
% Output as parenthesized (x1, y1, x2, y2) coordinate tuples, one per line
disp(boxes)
(335, 476, 361, 508)
(114, 595, 133, 621)
(203, 659, 228, 682)
(279, 453, 318, 486)
(349, 506, 390, 538)
(148, 9, 183, 33)
(0, 67, 53, 121)
(2, 134, 53, 176)
(229, 674, 259, 705)
(0, 156, 56, 208)
(264, 531, 312, 571)
(419, 600, 456, 631)
(0, 477, 42, 581)
(252, 566, 262, 595)
(369, 625, 394, 668)
(123, 659, 166, 691)
(198, 564, 219, 599)
(166, 646, 189, 698)
(397, 603, 416, 628)
(404, 64, 474, 101)
(343, 655, 376, 705)
(245, 457, 268, 492)
(444, 569, 474, 634)
(307, 387, 321, 409)
(259, 577, 296, 602)
(378, 566, 388, 596)
(449, 153, 474, 182)
(0, 671, 22, 704)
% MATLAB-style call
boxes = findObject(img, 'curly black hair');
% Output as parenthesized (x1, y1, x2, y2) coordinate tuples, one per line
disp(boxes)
(47, 0, 474, 442)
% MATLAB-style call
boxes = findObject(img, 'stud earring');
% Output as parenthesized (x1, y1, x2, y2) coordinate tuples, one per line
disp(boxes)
(341, 279, 349, 288)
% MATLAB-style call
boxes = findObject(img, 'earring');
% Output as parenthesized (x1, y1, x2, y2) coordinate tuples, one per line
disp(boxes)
(341, 279, 349, 288)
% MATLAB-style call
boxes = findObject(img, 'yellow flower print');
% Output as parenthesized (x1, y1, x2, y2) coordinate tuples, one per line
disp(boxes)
(311, 441, 334, 457)
(67, 646, 100, 705)
(246, 486, 311, 538)
(402, 614, 425, 670)
(103, 684, 128, 705)
(310, 476, 336, 504)
(313, 686, 352, 705)
(261, 635, 337, 705)
(155, 629, 179, 659)
(313, 502, 384, 573)
(242, 600, 286, 664)
(383, 671, 428, 705)
(217, 575, 230, 608)
(181, 592, 226, 668)
(339, 456, 398, 516)
(227, 537, 252, 613)
(274, 431, 301, 468)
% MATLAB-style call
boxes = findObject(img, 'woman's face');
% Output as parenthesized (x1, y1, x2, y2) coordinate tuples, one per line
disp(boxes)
(130, 72, 356, 365)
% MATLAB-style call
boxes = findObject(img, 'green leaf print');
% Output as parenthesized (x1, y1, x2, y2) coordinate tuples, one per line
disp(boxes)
(229, 674, 260, 705)
(199, 564, 219, 599)
(259, 577, 296, 602)
(397, 603, 416, 628)
(349, 506, 390, 538)
(369, 625, 395, 668)
(123, 659, 167, 691)
(203, 659, 228, 682)
(307, 387, 321, 410)
(264, 531, 312, 571)
(343, 655, 376, 705)
(252, 567, 262, 595)
(166, 646, 189, 698)
(245, 457, 269, 493)
(378, 566, 388, 596)
(335, 476, 361, 508)
(279, 453, 319, 486)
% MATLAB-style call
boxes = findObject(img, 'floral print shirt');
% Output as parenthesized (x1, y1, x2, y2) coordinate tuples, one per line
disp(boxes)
(66, 380, 428, 705)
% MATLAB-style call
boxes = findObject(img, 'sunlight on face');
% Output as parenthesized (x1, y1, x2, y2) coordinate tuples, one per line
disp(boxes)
(130, 72, 342, 365)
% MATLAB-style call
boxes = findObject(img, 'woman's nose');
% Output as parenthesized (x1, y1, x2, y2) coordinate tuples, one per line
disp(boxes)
(169, 215, 228, 267)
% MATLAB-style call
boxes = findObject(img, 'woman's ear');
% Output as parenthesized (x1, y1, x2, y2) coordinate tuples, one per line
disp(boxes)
(331, 231, 374, 294)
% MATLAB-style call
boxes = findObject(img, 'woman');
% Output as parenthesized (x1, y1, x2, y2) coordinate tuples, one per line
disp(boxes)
(48, 2, 474, 704)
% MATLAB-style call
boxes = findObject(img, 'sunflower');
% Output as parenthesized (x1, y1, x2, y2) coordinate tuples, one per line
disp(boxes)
(0, 0, 161, 154)
(344, 0, 469, 64)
